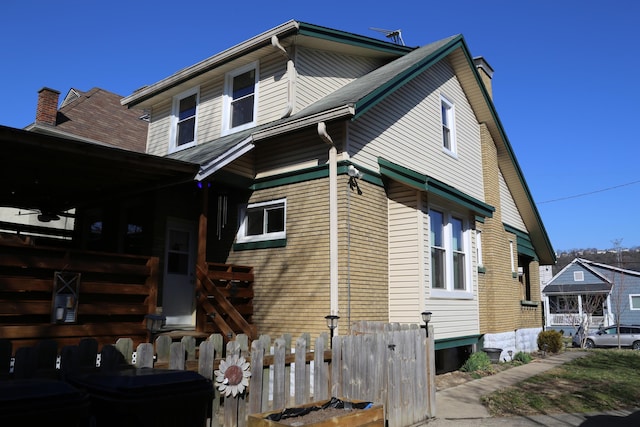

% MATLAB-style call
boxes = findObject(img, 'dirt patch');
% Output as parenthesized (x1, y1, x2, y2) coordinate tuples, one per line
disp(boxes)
(275, 407, 365, 425)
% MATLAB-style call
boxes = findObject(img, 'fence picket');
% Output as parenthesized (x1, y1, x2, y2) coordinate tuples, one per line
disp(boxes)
(135, 343, 154, 368)
(5, 322, 435, 426)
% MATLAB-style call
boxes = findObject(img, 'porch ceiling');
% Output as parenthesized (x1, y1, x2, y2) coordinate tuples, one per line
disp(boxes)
(0, 125, 199, 213)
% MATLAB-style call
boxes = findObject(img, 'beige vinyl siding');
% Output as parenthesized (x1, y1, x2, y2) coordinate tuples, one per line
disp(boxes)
(349, 60, 484, 202)
(145, 53, 288, 156)
(423, 194, 479, 340)
(254, 125, 342, 176)
(386, 180, 479, 337)
(197, 76, 224, 144)
(295, 46, 384, 112)
(388, 182, 423, 324)
(256, 52, 289, 124)
(499, 170, 527, 231)
(146, 99, 171, 156)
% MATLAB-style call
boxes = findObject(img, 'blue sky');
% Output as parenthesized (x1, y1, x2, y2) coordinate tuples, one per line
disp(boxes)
(2, 0, 639, 252)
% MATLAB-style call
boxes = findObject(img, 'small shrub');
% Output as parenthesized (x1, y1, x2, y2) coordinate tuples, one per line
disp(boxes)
(537, 330, 563, 353)
(460, 351, 491, 372)
(512, 351, 532, 364)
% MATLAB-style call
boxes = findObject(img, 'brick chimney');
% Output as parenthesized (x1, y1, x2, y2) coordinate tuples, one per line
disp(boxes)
(36, 87, 60, 125)
(473, 57, 494, 99)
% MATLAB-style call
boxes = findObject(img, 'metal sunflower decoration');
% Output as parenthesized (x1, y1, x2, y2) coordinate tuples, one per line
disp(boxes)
(215, 353, 251, 397)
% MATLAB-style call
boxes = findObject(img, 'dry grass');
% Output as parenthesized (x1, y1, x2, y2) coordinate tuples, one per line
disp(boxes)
(481, 350, 640, 417)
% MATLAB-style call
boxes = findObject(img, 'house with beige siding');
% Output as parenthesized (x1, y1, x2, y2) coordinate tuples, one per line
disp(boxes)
(120, 20, 555, 370)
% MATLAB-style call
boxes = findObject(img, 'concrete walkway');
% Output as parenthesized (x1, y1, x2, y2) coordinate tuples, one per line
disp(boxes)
(422, 351, 640, 426)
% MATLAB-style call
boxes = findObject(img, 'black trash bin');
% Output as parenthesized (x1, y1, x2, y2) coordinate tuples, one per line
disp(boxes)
(68, 368, 213, 427)
(0, 379, 90, 427)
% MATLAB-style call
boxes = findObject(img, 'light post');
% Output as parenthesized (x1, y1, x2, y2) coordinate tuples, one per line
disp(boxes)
(325, 314, 339, 348)
(421, 311, 432, 338)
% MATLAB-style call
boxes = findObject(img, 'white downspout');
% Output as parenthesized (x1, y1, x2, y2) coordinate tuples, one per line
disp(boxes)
(271, 35, 295, 118)
(318, 122, 339, 327)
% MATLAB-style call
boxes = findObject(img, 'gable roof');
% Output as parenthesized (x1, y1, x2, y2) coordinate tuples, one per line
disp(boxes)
(140, 21, 555, 264)
(543, 257, 640, 295)
(27, 87, 148, 152)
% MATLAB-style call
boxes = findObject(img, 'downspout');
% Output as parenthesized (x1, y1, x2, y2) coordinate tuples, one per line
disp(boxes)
(318, 122, 339, 329)
(271, 35, 296, 118)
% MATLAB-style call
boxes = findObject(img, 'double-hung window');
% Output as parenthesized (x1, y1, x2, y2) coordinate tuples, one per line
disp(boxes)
(440, 95, 456, 154)
(237, 199, 286, 243)
(170, 87, 199, 152)
(429, 208, 470, 295)
(223, 62, 258, 135)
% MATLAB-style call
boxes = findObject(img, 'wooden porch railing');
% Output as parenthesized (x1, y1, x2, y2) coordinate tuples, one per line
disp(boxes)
(195, 262, 257, 341)
(0, 239, 158, 352)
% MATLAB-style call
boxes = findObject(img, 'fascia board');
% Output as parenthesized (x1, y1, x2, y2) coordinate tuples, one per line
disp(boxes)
(122, 20, 301, 107)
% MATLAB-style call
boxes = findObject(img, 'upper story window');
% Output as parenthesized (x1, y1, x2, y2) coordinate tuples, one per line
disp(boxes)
(170, 87, 199, 152)
(223, 62, 258, 135)
(630, 295, 640, 310)
(429, 208, 471, 295)
(237, 198, 285, 243)
(573, 271, 584, 281)
(440, 95, 456, 155)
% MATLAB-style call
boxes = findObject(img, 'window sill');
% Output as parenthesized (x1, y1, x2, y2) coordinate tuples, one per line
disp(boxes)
(430, 289, 474, 300)
(233, 239, 286, 251)
(520, 300, 539, 307)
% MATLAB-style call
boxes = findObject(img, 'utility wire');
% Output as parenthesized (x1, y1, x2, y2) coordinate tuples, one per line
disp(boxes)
(538, 179, 640, 204)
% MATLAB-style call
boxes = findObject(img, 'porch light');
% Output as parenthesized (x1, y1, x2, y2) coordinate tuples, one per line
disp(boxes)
(145, 313, 166, 336)
(325, 314, 339, 348)
(421, 311, 432, 337)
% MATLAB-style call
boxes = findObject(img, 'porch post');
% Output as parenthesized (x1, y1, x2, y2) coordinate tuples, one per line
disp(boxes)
(196, 184, 209, 332)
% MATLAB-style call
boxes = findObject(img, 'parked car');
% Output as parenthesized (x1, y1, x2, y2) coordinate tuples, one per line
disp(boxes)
(583, 325, 640, 349)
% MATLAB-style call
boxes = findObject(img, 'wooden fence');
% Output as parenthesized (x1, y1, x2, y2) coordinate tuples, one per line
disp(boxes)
(1, 322, 435, 427)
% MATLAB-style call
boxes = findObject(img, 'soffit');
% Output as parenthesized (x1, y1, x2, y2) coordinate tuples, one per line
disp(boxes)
(0, 125, 198, 213)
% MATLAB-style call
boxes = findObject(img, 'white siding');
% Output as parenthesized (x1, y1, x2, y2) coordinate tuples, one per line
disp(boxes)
(499, 170, 527, 231)
(349, 60, 485, 202)
(295, 46, 384, 112)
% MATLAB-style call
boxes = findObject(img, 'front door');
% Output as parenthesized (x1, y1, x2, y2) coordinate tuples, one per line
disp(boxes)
(163, 219, 197, 327)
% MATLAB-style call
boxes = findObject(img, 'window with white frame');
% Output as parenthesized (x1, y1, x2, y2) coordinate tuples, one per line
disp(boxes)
(574, 271, 584, 281)
(440, 95, 456, 154)
(222, 62, 258, 135)
(237, 199, 285, 243)
(429, 208, 470, 293)
(630, 294, 640, 310)
(170, 87, 199, 152)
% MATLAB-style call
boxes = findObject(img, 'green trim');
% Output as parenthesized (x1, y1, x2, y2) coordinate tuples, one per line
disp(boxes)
(233, 239, 287, 251)
(297, 22, 413, 56)
(504, 224, 538, 260)
(475, 215, 485, 224)
(520, 300, 539, 307)
(378, 157, 494, 218)
(251, 161, 384, 190)
(354, 37, 463, 120)
(478, 266, 486, 274)
(512, 272, 518, 279)
(434, 334, 481, 351)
